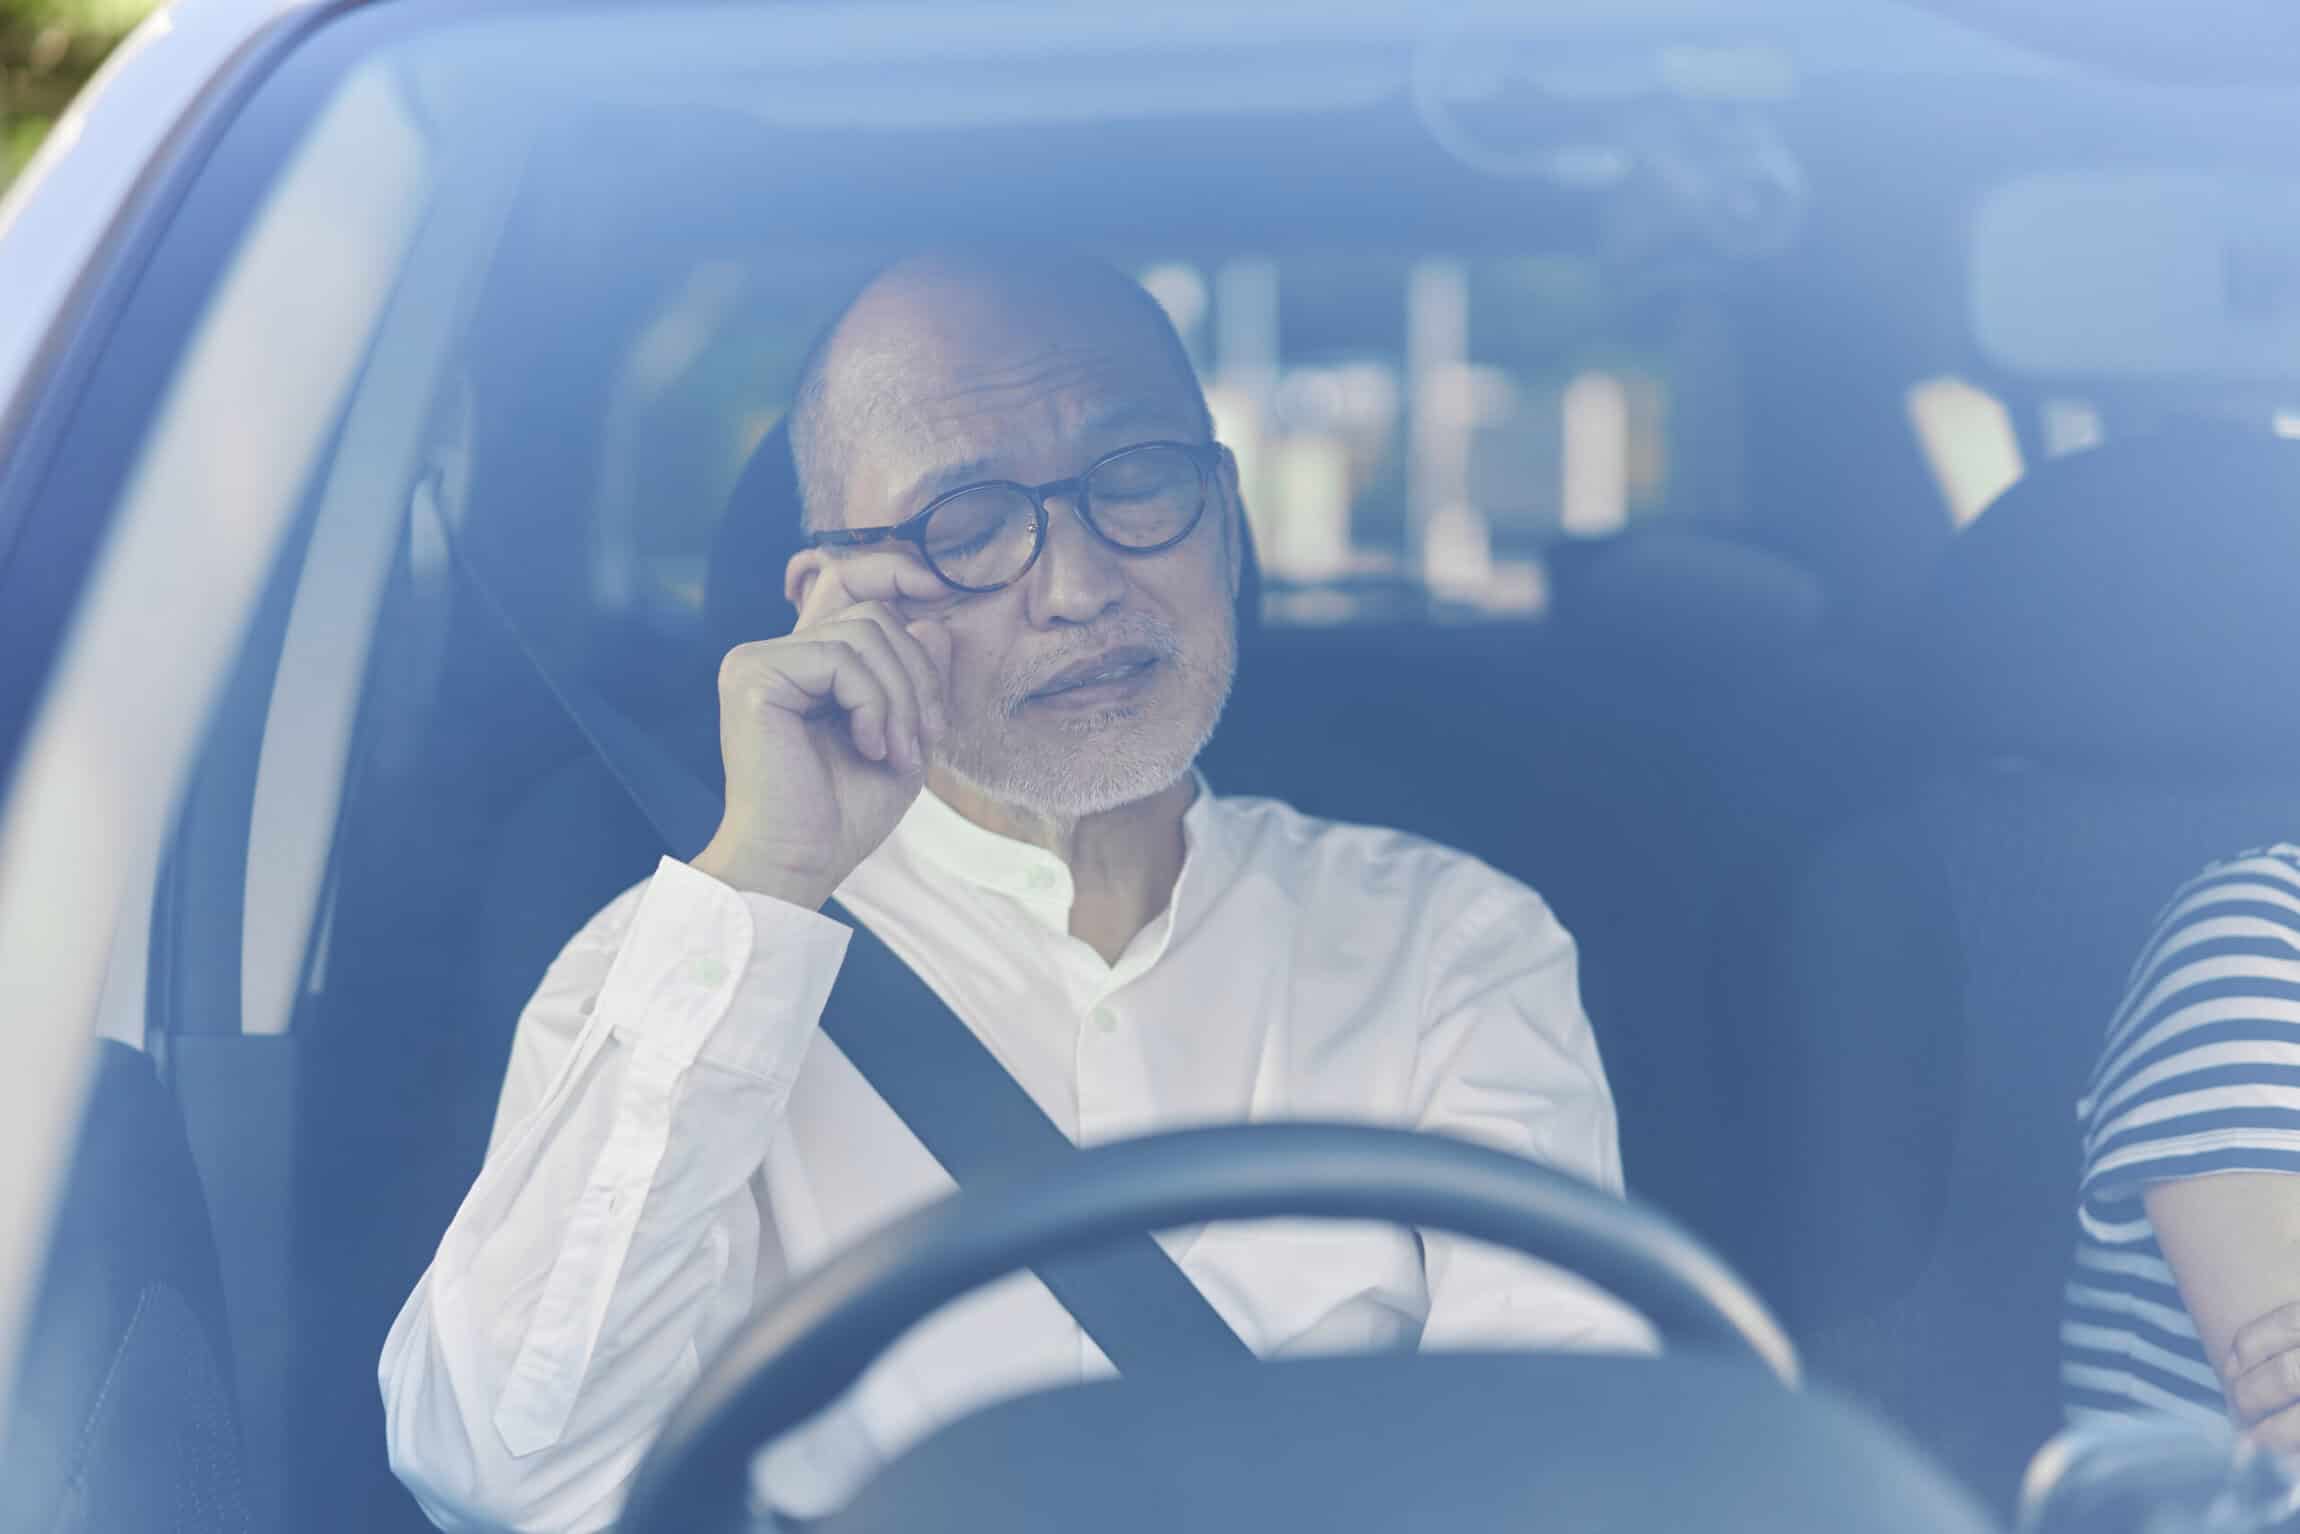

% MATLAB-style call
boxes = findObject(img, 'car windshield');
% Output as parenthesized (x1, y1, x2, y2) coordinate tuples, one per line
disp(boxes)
(8, 3, 2300, 1532)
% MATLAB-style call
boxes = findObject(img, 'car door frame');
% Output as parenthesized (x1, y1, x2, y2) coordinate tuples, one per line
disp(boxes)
(0, 0, 447, 1413)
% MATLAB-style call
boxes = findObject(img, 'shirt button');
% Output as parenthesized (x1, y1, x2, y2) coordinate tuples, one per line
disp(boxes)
(1091, 1006, 1118, 1032)
(1027, 867, 1058, 893)
(686, 957, 728, 987)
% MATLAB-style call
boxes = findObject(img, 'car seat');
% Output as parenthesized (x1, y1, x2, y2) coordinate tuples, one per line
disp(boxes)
(1733, 420, 2300, 1509)
(0, 1041, 253, 1534)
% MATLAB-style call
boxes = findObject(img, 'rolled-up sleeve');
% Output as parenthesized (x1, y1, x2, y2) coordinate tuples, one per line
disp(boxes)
(380, 857, 849, 1533)
(1409, 880, 1660, 1356)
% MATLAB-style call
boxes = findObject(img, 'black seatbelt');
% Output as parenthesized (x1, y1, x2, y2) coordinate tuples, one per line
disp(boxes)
(812, 900, 1254, 1370)
(430, 490, 1250, 1374)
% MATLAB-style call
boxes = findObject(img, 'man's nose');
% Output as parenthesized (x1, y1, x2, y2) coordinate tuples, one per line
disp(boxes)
(1023, 493, 1126, 626)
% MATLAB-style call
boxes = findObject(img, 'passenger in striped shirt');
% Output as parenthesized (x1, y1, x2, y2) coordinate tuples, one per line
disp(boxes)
(2064, 845, 2300, 1444)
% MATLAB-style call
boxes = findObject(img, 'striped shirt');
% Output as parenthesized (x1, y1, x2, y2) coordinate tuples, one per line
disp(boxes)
(2063, 844, 2300, 1426)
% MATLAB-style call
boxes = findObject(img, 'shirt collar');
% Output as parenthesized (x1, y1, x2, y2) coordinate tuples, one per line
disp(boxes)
(894, 783, 1074, 913)
(889, 769, 1231, 944)
(1152, 772, 1234, 965)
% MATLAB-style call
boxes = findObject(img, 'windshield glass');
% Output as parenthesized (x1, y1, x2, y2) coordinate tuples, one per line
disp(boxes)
(9, 4, 2300, 1532)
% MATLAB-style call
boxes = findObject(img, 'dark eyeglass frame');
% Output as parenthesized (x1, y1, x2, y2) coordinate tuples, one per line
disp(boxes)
(804, 439, 1226, 594)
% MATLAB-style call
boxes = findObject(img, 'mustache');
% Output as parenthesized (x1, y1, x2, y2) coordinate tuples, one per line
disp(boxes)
(997, 618, 1186, 711)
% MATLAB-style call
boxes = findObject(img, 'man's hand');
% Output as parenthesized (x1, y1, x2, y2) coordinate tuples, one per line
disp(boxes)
(2228, 1303, 2300, 1452)
(692, 548, 953, 909)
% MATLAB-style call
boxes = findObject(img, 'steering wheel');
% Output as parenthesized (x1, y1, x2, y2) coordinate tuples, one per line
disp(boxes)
(615, 1122, 1798, 1531)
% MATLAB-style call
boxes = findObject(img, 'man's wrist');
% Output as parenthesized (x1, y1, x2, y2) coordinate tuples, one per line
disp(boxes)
(689, 838, 838, 911)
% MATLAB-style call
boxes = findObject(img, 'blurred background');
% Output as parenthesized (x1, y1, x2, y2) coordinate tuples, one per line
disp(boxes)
(1, 0, 152, 188)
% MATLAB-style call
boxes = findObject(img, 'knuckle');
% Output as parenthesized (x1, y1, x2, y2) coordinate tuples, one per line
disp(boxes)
(826, 614, 889, 652)
(717, 643, 767, 689)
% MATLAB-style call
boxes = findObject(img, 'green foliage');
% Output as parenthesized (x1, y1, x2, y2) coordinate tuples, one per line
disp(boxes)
(2, 0, 158, 189)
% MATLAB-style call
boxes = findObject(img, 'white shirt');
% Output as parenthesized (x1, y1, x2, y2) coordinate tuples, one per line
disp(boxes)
(379, 781, 1652, 1532)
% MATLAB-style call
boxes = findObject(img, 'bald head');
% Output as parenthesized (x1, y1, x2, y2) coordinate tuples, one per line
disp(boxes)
(787, 247, 1211, 531)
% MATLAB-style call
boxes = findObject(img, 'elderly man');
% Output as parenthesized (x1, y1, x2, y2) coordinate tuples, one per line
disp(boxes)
(380, 248, 1649, 1532)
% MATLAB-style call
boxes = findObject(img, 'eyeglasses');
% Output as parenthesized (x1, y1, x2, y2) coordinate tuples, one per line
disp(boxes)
(805, 439, 1224, 594)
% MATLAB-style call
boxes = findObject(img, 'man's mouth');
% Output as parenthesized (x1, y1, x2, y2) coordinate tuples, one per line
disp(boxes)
(1023, 646, 1164, 707)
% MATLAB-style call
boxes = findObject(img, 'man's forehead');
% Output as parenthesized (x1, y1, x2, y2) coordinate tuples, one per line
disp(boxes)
(828, 292, 1200, 514)
(880, 341, 1173, 438)
(849, 276, 1182, 410)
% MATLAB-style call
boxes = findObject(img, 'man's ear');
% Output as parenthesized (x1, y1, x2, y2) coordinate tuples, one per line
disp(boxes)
(785, 548, 828, 623)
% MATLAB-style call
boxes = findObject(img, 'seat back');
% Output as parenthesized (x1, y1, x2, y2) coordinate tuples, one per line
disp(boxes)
(1751, 423, 2300, 1508)
(1, 1042, 252, 1534)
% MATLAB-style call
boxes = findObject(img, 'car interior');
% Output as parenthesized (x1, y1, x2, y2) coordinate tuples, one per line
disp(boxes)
(8, 3, 2300, 1530)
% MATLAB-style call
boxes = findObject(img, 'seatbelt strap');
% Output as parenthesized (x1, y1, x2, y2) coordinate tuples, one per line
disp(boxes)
(428, 489, 1250, 1375)
(812, 897, 1254, 1370)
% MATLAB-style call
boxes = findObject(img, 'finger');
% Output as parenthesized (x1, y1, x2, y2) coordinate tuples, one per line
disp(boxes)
(836, 603, 947, 743)
(798, 548, 947, 626)
(2231, 1345, 2300, 1426)
(2231, 1303, 2300, 1377)
(803, 620, 927, 772)
(742, 639, 896, 764)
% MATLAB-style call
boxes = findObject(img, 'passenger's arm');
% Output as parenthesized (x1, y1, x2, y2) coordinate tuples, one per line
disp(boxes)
(2147, 1174, 2300, 1448)
(1409, 882, 1659, 1355)
(379, 858, 849, 1533)
(2071, 847, 2300, 1441)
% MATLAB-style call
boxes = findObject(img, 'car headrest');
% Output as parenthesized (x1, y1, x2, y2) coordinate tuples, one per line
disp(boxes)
(1915, 420, 2300, 772)
(1549, 527, 1827, 666)
(704, 418, 807, 657)
(703, 419, 1263, 661)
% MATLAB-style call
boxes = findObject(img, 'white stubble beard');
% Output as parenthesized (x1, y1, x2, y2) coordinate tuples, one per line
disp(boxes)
(935, 611, 1237, 820)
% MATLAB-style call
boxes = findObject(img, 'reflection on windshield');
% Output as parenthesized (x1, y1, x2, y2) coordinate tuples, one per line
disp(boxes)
(16, 6, 2300, 1534)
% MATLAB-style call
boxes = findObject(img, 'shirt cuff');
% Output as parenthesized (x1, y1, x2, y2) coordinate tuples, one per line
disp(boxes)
(601, 856, 853, 1084)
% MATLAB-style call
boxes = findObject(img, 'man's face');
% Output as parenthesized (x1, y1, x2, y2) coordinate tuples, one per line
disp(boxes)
(794, 273, 1241, 819)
